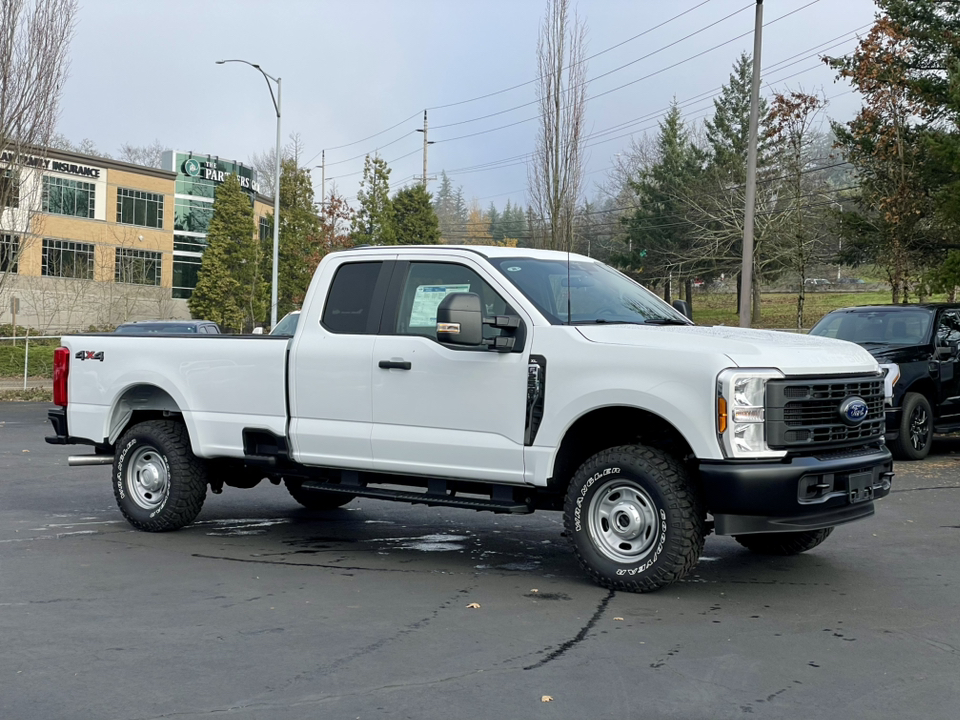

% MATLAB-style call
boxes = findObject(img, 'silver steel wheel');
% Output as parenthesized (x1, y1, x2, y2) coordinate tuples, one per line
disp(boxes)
(587, 480, 661, 563)
(125, 445, 170, 511)
(910, 405, 930, 451)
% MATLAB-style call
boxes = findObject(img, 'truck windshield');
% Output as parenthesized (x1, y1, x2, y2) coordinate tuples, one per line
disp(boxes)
(490, 257, 690, 326)
(809, 309, 934, 346)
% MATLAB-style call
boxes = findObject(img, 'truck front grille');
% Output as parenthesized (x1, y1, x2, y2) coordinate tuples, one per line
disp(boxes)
(766, 374, 885, 452)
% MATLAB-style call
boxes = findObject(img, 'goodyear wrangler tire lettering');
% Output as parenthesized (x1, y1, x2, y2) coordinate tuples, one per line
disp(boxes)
(112, 420, 207, 532)
(563, 445, 705, 593)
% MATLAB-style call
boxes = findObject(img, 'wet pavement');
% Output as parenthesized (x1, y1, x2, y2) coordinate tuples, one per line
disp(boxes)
(1, 403, 958, 719)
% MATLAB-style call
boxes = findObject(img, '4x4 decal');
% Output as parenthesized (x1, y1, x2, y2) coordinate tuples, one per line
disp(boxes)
(75, 350, 104, 362)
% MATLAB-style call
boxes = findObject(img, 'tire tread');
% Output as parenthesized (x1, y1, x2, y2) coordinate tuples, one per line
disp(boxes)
(114, 420, 207, 532)
(563, 444, 705, 593)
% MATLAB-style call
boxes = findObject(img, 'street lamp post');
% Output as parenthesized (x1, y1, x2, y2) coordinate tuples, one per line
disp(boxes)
(216, 59, 282, 328)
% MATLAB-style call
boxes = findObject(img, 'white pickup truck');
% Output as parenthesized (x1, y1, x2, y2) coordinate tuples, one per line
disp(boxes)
(47, 246, 893, 592)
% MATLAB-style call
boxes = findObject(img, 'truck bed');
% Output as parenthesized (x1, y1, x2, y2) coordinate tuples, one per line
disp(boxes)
(62, 334, 289, 459)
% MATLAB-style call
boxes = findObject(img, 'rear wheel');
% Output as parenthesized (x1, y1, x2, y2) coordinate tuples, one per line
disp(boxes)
(285, 480, 354, 510)
(564, 444, 705, 593)
(891, 392, 933, 460)
(113, 420, 207, 531)
(734, 528, 834, 555)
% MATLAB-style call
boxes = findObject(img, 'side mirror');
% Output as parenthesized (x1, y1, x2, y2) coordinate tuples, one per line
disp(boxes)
(937, 343, 958, 360)
(672, 299, 692, 321)
(437, 292, 484, 346)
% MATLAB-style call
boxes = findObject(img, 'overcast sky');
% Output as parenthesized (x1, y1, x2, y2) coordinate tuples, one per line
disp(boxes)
(59, 0, 879, 209)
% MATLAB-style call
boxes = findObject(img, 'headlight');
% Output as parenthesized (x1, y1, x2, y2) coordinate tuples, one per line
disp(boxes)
(717, 368, 786, 459)
(879, 363, 900, 406)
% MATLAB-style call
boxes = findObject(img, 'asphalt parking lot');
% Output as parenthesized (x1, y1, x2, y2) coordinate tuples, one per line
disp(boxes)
(2, 402, 959, 720)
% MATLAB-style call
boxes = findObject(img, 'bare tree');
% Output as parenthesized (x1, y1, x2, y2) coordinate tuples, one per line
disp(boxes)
(0, 0, 78, 307)
(528, 0, 587, 251)
(248, 132, 304, 194)
(768, 89, 829, 330)
(117, 139, 166, 169)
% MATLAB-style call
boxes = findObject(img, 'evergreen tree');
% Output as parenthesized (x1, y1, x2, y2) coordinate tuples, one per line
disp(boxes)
(263, 158, 322, 317)
(189, 174, 260, 332)
(393, 185, 441, 244)
(487, 202, 502, 242)
(622, 102, 704, 302)
(705, 52, 772, 182)
(351, 154, 396, 245)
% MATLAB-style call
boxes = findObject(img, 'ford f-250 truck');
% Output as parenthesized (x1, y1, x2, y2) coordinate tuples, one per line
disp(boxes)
(46, 246, 894, 592)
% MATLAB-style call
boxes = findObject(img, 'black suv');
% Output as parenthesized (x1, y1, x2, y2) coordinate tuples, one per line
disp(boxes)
(810, 304, 960, 459)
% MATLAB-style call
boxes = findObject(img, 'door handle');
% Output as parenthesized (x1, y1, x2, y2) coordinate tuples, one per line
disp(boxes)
(378, 360, 412, 370)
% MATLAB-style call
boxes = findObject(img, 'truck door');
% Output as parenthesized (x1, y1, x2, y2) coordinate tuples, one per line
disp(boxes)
(935, 309, 960, 422)
(288, 260, 393, 468)
(370, 259, 530, 484)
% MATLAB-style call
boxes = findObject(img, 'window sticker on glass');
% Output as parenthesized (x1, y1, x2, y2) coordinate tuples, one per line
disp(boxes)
(409, 284, 471, 327)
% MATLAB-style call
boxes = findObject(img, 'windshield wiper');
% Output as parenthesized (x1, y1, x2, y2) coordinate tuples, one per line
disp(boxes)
(643, 318, 691, 326)
(570, 319, 643, 325)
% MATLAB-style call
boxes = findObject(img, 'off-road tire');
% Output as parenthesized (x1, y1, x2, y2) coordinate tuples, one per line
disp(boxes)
(891, 392, 933, 461)
(563, 444, 705, 593)
(113, 420, 207, 532)
(734, 527, 834, 555)
(285, 480, 354, 510)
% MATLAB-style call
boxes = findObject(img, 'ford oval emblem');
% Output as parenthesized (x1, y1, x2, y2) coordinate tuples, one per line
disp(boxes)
(839, 396, 869, 425)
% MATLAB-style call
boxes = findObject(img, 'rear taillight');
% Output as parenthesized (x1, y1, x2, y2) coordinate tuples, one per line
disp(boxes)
(53, 347, 70, 407)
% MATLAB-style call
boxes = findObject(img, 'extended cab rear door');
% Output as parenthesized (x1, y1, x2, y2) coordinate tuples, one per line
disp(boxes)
(369, 254, 532, 484)
(288, 254, 395, 468)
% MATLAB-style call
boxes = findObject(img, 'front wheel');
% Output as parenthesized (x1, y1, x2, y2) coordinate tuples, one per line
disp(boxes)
(113, 420, 207, 531)
(891, 392, 933, 460)
(564, 444, 705, 593)
(734, 528, 834, 555)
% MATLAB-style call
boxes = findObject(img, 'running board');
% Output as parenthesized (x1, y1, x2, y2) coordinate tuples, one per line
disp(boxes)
(299, 480, 533, 514)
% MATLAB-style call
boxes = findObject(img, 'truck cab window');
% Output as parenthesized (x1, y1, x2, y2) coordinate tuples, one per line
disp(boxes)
(395, 262, 514, 341)
(937, 310, 960, 347)
(322, 262, 383, 334)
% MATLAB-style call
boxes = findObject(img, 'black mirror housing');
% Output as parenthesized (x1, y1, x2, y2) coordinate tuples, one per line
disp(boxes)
(672, 299, 692, 321)
(436, 292, 484, 346)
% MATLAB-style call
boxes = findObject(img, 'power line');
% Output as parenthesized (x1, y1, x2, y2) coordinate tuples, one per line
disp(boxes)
(434, 43, 859, 183)
(311, 0, 724, 167)
(432, 0, 823, 146)
(437, 184, 860, 239)
(427, 0, 719, 112)
(313, 0, 823, 173)
(430, 1, 754, 131)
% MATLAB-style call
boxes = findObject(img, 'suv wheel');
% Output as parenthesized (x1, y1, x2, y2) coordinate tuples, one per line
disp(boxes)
(892, 392, 933, 460)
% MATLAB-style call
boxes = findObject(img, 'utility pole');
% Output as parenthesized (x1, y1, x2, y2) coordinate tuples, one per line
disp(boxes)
(415, 110, 435, 187)
(314, 151, 327, 211)
(739, 0, 763, 328)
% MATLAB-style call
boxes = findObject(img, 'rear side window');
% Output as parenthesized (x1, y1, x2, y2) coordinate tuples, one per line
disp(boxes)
(322, 262, 383, 334)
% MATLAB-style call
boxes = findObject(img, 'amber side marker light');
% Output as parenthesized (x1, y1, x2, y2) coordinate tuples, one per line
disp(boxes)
(717, 396, 727, 434)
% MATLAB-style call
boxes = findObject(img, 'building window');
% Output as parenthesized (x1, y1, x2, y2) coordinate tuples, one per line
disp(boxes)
(174, 198, 214, 234)
(116, 248, 162, 286)
(173, 255, 202, 299)
(42, 239, 94, 279)
(173, 234, 206, 253)
(0, 234, 19, 273)
(1, 170, 19, 208)
(259, 216, 271, 242)
(42, 176, 96, 218)
(117, 188, 164, 229)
